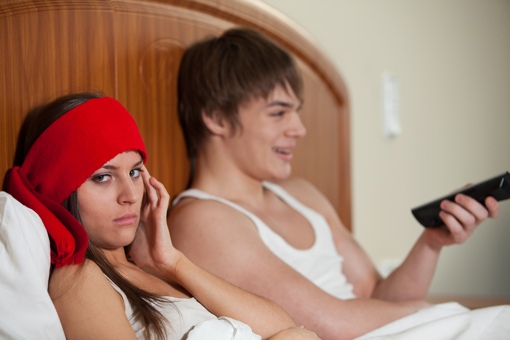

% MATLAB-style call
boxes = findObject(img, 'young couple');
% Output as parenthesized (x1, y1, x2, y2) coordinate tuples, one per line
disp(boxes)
(4, 27, 500, 339)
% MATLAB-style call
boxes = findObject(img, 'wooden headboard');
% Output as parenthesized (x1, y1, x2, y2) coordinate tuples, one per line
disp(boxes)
(0, 0, 352, 230)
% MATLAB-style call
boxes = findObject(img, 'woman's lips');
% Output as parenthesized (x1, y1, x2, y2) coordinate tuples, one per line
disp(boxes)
(113, 213, 138, 226)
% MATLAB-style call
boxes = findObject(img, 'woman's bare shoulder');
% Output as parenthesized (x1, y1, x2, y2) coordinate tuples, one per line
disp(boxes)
(49, 259, 109, 301)
(49, 261, 135, 338)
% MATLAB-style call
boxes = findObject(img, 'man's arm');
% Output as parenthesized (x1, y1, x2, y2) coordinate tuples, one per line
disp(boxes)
(169, 198, 426, 340)
(282, 178, 499, 302)
(369, 194, 499, 301)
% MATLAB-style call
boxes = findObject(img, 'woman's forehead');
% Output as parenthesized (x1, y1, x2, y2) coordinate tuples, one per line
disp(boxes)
(102, 151, 143, 167)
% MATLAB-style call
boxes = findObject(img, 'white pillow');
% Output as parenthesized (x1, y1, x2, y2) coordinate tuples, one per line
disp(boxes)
(0, 191, 65, 339)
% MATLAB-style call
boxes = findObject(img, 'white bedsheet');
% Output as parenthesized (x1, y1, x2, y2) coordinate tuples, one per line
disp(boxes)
(187, 316, 262, 340)
(356, 302, 510, 339)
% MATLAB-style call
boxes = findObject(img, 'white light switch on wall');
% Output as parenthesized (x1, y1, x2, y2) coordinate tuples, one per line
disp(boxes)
(382, 72, 401, 138)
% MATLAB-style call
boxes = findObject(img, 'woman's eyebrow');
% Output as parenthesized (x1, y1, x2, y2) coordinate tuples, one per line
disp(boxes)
(133, 160, 144, 167)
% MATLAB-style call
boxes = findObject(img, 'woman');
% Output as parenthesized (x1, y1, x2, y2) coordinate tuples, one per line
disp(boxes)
(3, 93, 319, 339)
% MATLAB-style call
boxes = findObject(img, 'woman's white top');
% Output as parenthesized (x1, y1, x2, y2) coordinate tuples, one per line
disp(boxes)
(107, 277, 261, 339)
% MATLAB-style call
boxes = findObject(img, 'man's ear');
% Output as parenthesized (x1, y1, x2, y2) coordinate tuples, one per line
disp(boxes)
(202, 110, 228, 136)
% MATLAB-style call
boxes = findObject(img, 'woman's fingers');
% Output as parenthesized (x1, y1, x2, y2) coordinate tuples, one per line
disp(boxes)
(140, 165, 170, 213)
(149, 176, 170, 209)
(142, 166, 170, 218)
(141, 166, 158, 207)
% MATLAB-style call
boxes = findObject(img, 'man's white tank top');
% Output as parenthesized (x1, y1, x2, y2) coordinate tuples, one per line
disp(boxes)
(174, 181, 356, 300)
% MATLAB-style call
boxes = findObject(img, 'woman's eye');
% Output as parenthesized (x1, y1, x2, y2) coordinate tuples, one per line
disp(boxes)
(130, 168, 142, 178)
(93, 174, 111, 183)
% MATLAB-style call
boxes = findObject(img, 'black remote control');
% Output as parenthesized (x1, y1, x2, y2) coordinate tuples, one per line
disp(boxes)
(412, 172, 510, 228)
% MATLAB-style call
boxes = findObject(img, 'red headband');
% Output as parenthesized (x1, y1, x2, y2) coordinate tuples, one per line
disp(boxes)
(4, 97, 147, 267)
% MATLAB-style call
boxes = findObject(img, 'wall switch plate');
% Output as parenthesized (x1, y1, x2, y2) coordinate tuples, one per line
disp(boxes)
(382, 72, 401, 138)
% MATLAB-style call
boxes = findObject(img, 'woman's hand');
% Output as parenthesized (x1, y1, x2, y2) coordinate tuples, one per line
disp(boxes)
(128, 166, 183, 277)
(424, 194, 499, 248)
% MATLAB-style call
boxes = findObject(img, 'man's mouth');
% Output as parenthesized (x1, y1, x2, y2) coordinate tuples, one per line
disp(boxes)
(272, 147, 291, 155)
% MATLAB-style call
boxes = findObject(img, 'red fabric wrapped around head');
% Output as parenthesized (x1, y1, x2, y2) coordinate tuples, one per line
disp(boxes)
(4, 97, 147, 267)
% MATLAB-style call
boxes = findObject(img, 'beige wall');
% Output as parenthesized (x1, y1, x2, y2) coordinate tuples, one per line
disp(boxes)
(262, 0, 510, 297)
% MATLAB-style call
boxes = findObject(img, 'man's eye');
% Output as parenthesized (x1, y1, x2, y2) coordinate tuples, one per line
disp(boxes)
(271, 111, 284, 117)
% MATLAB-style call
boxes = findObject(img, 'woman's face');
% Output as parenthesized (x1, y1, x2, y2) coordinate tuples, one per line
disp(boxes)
(225, 83, 306, 181)
(77, 151, 144, 249)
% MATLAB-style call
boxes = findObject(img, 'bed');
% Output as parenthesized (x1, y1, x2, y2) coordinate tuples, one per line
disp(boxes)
(0, 0, 352, 230)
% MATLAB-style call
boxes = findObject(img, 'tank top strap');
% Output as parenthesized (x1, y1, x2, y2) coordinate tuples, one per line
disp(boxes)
(174, 189, 261, 221)
(262, 181, 337, 250)
(262, 181, 320, 220)
(173, 184, 334, 253)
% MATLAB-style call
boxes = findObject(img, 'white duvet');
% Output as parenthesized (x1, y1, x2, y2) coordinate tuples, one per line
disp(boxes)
(356, 302, 510, 339)
(187, 302, 510, 339)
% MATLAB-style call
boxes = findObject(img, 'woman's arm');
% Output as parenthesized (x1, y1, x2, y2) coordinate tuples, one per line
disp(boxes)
(128, 168, 296, 339)
(173, 255, 299, 338)
(49, 260, 136, 339)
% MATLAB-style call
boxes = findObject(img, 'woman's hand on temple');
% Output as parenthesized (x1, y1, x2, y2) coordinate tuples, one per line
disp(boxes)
(129, 166, 183, 277)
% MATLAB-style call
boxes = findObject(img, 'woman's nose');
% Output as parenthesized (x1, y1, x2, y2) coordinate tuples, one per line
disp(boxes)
(118, 179, 140, 204)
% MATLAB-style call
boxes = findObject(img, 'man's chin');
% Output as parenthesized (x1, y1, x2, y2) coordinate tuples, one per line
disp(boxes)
(270, 169, 292, 181)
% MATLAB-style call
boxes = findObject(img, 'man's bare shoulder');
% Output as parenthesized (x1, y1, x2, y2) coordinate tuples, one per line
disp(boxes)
(168, 195, 262, 250)
(168, 193, 274, 282)
(170, 196, 252, 228)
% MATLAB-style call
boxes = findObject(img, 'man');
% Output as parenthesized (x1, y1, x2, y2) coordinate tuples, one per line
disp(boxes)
(169, 27, 500, 340)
